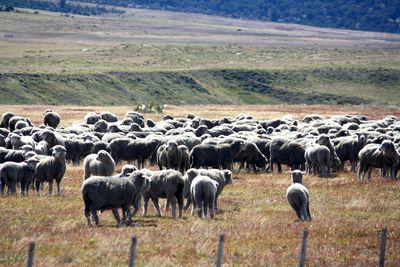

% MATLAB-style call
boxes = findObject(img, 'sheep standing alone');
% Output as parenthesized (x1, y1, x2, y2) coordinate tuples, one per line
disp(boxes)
(43, 110, 61, 128)
(286, 170, 312, 221)
(190, 175, 218, 219)
(81, 171, 151, 226)
(34, 145, 67, 195)
(83, 150, 115, 180)
(0, 157, 39, 195)
(358, 140, 399, 181)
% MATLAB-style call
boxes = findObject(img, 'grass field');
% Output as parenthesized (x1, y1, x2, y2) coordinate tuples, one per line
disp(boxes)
(0, 105, 399, 266)
(0, 9, 400, 106)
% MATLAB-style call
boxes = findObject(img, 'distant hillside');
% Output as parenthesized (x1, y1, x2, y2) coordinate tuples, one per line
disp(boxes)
(74, 0, 400, 34)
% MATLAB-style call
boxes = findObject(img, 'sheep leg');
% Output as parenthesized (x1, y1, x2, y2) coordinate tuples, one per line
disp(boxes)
(35, 180, 41, 195)
(112, 209, 121, 226)
(209, 196, 216, 219)
(177, 195, 183, 219)
(84, 204, 91, 226)
(56, 180, 61, 196)
(367, 167, 373, 181)
(306, 202, 312, 221)
(184, 197, 192, 211)
(191, 195, 196, 216)
(48, 180, 53, 195)
(151, 197, 162, 217)
(142, 194, 150, 216)
(168, 196, 177, 218)
(277, 162, 282, 173)
(90, 208, 99, 226)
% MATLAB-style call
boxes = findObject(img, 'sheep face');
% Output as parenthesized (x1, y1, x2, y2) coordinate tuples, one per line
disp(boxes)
(223, 170, 233, 185)
(356, 132, 368, 145)
(51, 145, 67, 159)
(26, 158, 40, 170)
(96, 150, 110, 161)
(379, 141, 397, 157)
(167, 141, 179, 153)
(290, 170, 305, 184)
(9, 134, 21, 146)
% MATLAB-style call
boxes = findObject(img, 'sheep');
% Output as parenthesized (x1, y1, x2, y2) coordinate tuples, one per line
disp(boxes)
(15, 120, 29, 130)
(113, 164, 138, 178)
(93, 120, 108, 133)
(99, 111, 118, 122)
(270, 138, 306, 173)
(190, 175, 218, 219)
(9, 133, 35, 150)
(190, 140, 245, 170)
(83, 150, 116, 180)
(0, 134, 6, 148)
(156, 141, 183, 171)
(358, 140, 399, 181)
(305, 145, 331, 177)
(0, 146, 33, 163)
(84, 112, 101, 124)
(183, 168, 232, 211)
(179, 145, 190, 173)
(142, 169, 185, 218)
(286, 170, 312, 221)
(0, 157, 39, 195)
(64, 139, 93, 165)
(34, 145, 67, 195)
(234, 141, 268, 172)
(40, 130, 65, 148)
(8, 116, 32, 132)
(81, 171, 151, 226)
(0, 112, 15, 129)
(43, 110, 61, 128)
(335, 132, 368, 172)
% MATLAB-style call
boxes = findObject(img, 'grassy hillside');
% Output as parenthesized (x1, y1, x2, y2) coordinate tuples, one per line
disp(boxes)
(1, 68, 399, 105)
(0, 10, 399, 106)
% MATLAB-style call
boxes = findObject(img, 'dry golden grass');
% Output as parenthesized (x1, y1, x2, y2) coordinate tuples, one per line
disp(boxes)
(0, 105, 399, 266)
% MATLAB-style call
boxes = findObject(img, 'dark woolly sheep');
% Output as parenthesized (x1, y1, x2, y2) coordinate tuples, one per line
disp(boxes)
(83, 150, 116, 180)
(93, 120, 108, 133)
(156, 141, 182, 171)
(125, 112, 145, 127)
(0, 157, 39, 195)
(286, 170, 312, 221)
(142, 169, 185, 218)
(40, 130, 65, 148)
(270, 138, 306, 173)
(34, 145, 67, 195)
(0, 112, 15, 129)
(0, 134, 6, 148)
(358, 140, 399, 181)
(0, 148, 32, 163)
(234, 141, 268, 172)
(190, 175, 218, 219)
(99, 111, 118, 122)
(15, 120, 29, 130)
(84, 112, 101, 125)
(9, 133, 35, 150)
(113, 164, 138, 178)
(146, 119, 156, 128)
(107, 138, 133, 163)
(43, 110, 61, 128)
(35, 141, 49, 155)
(81, 171, 151, 226)
(335, 132, 368, 172)
(64, 139, 93, 165)
(93, 141, 109, 154)
(305, 145, 331, 177)
(190, 140, 245, 170)
(183, 168, 232, 211)
(8, 116, 33, 132)
(179, 145, 190, 174)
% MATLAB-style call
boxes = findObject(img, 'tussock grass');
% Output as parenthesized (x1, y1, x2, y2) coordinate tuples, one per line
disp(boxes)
(0, 105, 399, 266)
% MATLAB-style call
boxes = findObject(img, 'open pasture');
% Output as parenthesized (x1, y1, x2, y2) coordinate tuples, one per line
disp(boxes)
(0, 104, 399, 266)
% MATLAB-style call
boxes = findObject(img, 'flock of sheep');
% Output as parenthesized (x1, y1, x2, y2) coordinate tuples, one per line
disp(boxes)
(0, 109, 399, 226)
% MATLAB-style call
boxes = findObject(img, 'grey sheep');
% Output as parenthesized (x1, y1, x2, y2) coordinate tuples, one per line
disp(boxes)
(286, 170, 312, 221)
(15, 120, 29, 130)
(183, 168, 232, 211)
(179, 145, 190, 173)
(142, 169, 185, 218)
(190, 175, 218, 219)
(43, 110, 61, 128)
(81, 171, 151, 226)
(8, 116, 33, 132)
(0, 157, 39, 195)
(84, 112, 101, 124)
(358, 140, 399, 181)
(305, 145, 331, 177)
(83, 150, 116, 180)
(34, 145, 67, 195)
(9, 133, 35, 150)
(40, 130, 65, 148)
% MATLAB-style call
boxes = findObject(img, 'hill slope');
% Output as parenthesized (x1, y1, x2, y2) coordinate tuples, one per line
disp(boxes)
(0, 10, 399, 106)
(72, 0, 400, 34)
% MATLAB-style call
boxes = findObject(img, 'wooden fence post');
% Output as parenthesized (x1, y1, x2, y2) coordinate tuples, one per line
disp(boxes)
(216, 234, 225, 267)
(379, 226, 387, 267)
(128, 236, 138, 267)
(299, 228, 308, 267)
(26, 241, 35, 267)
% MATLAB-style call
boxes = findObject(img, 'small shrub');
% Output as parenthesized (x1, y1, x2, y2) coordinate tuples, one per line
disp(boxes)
(134, 102, 164, 113)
